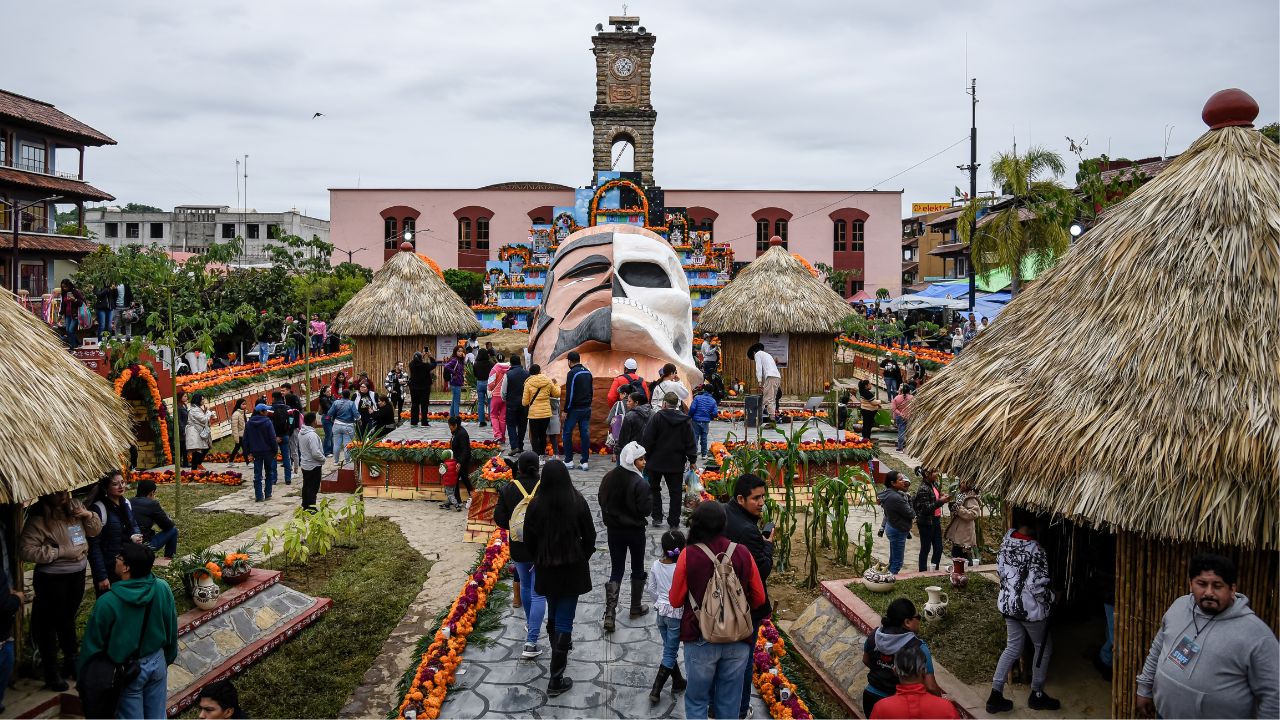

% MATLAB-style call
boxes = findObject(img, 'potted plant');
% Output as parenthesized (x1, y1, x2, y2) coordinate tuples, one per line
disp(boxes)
(172, 550, 224, 609)
(222, 546, 253, 585)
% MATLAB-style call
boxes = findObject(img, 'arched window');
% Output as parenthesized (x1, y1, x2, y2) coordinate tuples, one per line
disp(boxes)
(476, 217, 490, 250)
(532, 217, 546, 225)
(774, 219, 788, 248)
(458, 218, 472, 251)
(851, 219, 865, 252)
(833, 219, 847, 252)
(402, 217, 415, 246)
(698, 218, 713, 236)
(383, 217, 398, 249)
(755, 219, 771, 254)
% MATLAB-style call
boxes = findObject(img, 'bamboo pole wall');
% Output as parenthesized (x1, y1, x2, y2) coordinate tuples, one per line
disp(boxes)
(1112, 533, 1279, 717)
(352, 335, 434, 394)
(717, 333, 836, 398)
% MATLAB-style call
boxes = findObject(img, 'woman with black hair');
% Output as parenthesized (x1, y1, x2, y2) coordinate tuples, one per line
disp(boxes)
(523, 459, 595, 697)
(650, 363, 688, 407)
(85, 471, 143, 596)
(913, 466, 950, 571)
(858, 379, 881, 441)
(228, 398, 248, 465)
(861, 597, 943, 717)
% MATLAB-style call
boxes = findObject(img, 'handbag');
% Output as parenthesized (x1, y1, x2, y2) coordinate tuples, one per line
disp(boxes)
(78, 600, 151, 718)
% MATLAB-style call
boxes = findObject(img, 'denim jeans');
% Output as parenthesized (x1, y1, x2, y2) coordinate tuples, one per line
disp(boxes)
(895, 416, 908, 451)
(116, 648, 167, 719)
(63, 316, 79, 350)
(884, 376, 898, 401)
(693, 421, 710, 455)
(148, 526, 179, 558)
(322, 416, 334, 456)
(331, 421, 354, 466)
(1100, 603, 1114, 666)
(253, 452, 277, 500)
(278, 434, 293, 484)
(475, 380, 487, 423)
(885, 524, 908, 574)
(450, 385, 462, 418)
(545, 593, 579, 634)
(683, 639, 750, 720)
(0, 639, 13, 706)
(258, 340, 270, 367)
(96, 309, 111, 340)
(918, 518, 943, 571)
(507, 407, 527, 452)
(562, 408, 591, 463)
(514, 561, 547, 644)
(656, 614, 682, 669)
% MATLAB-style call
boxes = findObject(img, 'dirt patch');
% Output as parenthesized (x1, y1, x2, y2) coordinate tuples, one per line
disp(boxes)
(767, 508, 866, 623)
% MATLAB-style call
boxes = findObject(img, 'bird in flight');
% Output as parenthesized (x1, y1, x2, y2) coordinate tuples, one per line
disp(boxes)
(312, 112, 324, 119)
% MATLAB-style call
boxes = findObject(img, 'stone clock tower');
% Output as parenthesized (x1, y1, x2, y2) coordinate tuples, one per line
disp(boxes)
(591, 16, 657, 185)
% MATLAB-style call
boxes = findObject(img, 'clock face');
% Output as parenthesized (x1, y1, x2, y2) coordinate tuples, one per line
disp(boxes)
(612, 56, 636, 78)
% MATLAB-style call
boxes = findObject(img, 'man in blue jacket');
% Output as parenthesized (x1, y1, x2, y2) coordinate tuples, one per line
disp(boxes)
(244, 404, 280, 501)
(687, 384, 718, 458)
(562, 351, 594, 469)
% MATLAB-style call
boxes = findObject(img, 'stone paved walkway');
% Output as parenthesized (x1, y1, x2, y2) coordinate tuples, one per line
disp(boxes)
(441, 462, 768, 719)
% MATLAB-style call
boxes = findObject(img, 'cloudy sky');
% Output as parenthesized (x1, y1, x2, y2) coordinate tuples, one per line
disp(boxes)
(9, 1, 1277, 219)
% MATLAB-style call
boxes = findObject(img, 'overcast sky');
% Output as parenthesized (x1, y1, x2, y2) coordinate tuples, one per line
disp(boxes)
(8, 1, 1277, 219)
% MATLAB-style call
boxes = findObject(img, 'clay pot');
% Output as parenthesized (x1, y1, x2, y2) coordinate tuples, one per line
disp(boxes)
(192, 574, 221, 610)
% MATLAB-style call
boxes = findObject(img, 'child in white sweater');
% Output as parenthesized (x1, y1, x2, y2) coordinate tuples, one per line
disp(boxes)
(646, 529, 688, 703)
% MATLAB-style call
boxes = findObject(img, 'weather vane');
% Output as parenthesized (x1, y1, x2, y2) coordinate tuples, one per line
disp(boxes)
(622, 4, 628, 15)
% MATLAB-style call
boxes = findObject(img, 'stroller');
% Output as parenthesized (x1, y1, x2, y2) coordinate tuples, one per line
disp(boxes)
(702, 370, 727, 402)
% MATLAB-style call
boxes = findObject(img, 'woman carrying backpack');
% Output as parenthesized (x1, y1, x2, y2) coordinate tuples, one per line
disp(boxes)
(493, 451, 547, 660)
(598, 441, 654, 633)
(85, 471, 143, 597)
(523, 460, 596, 697)
(669, 501, 767, 720)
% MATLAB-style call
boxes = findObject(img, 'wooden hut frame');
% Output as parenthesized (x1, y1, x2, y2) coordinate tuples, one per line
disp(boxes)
(697, 238, 850, 397)
(331, 244, 481, 386)
(906, 90, 1280, 717)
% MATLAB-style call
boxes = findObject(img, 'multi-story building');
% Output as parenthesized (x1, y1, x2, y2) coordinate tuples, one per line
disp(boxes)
(0, 89, 114, 295)
(85, 205, 330, 265)
(901, 206, 960, 288)
(329, 17, 902, 298)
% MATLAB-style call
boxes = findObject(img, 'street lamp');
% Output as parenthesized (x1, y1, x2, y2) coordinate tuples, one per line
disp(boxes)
(336, 246, 368, 264)
(1069, 222, 1086, 239)
(1, 195, 63, 293)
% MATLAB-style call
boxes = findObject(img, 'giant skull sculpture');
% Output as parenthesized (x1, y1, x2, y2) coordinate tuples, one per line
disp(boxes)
(529, 224, 701, 391)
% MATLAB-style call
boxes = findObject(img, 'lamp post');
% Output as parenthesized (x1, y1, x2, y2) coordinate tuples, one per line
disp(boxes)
(336, 246, 368, 264)
(3, 195, 63, 293)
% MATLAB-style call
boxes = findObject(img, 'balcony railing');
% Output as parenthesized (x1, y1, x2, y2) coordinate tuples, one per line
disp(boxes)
(2, 155, 81, 180)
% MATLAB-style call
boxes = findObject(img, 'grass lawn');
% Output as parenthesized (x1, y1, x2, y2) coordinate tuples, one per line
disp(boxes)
(223, 518, 432, 719)
(849, 574, 1004, 684)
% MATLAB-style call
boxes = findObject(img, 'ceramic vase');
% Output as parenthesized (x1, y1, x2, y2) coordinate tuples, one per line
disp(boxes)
(862, 566, 897, 593)
(192, 574, 221, 610)
(922, 585, 949, 620)
(950, 557, 968, 588)
(223, 565, 252, 586)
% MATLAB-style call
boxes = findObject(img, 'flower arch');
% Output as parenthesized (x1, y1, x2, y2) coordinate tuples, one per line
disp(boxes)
(416, 254, 446, 279)
(113, 363, 174, 465)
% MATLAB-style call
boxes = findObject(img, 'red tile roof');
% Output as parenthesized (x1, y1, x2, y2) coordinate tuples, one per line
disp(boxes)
(0, 167, 114, 201)
(0, 90, 115, 146)
(1, 233, 101, 254)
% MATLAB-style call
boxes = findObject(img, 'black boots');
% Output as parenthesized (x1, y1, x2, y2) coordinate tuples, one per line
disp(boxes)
(649, 665, 671, 703)
(670, 663, 687, 693)
(986, 689, 1013, 713)
(43, 663, 68, 692)
(1028, 690, 1062, 711)
(629, 574, 650, 618)
(547, 631, 574, 697)
(603, 581, 620, 633)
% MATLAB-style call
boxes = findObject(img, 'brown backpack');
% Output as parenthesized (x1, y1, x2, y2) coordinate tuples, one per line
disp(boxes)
(688, 542, 754, 643)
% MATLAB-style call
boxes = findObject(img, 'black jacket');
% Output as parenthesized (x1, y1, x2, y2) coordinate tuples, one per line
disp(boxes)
(598, 466, 652, 529)
(270, 401, 292, 438)
(409, 357, 435, 390)
(503, 367, 529, 407)
(472, 350, 494, 386)
(640, 408, 697, 474)
(524, 495, 596, 597)
(723, 500, 774, 623)
(878, 487, 916, 533)
(131, 496, 174, 543)
(912, 480, 945, 526)
(564, 364, 594, 410)
(450, 426, 472, 477)
(494, 468, 539, 563)
(617, 404, 652, 453)
(87, 499, 141, 583)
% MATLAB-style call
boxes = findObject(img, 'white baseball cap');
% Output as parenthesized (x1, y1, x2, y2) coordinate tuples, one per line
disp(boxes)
(624, 358, 638, 371)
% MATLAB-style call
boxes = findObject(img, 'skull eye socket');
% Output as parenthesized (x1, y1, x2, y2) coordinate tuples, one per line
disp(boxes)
(618, 261, 671, 289)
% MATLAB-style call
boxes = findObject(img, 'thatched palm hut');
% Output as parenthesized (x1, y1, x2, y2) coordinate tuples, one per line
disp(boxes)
(698, 237, 853, 396)
(907, 89, 1279, 717)
(331, 243, 481, 386)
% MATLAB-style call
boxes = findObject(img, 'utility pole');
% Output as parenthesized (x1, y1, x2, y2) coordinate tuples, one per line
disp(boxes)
(962, 78, 979, 312)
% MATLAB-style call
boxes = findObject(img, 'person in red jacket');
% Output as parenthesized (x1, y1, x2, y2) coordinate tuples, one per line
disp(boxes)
(606, 358, 650, 406)
(438, 450, 462, 511)
(870, 644, 958, 719)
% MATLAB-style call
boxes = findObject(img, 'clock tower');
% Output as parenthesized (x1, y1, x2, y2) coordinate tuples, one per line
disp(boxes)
(590, 16, 657, 185)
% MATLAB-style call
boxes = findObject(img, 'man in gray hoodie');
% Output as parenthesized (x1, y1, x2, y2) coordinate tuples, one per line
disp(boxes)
(1136, 553, 1278, 719)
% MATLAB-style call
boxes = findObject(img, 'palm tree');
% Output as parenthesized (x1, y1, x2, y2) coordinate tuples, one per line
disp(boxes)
(959, 146, 1078, 296)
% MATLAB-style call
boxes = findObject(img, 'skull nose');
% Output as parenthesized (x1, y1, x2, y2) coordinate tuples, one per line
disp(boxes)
(613, 278, 626, 299)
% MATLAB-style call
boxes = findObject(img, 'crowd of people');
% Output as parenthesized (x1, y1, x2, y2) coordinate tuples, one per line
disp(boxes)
(851, 305, 989, 354)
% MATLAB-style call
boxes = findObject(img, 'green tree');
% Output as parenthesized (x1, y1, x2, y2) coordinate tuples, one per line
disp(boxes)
(813, 262, 860, 295)
(443, 269, 484, 304)
(958, 146, 1078, 296)
(1260, 122, 1279, 144)
(122, 202, 164, 213)
(267, 233, 336, 404)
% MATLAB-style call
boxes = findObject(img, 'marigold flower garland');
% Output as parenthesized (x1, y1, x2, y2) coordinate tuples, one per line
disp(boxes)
(753, 619, 813, 719)
(836, 335, 953, 365)
(397, 529, 509, 720)
(130, 468, 244, 486)
(113, 364, 173, 465)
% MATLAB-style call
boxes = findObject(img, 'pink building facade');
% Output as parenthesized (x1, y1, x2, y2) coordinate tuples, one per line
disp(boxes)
(328, 185, 903, 298)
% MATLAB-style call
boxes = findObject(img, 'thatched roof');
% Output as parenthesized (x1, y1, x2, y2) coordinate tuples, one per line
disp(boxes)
(908, 89, 1280, 550)
(331, 248, 481, 337)
(481, 329, 530, 357)
(698, 242, 853, 334)
(0, 296, 133, 503)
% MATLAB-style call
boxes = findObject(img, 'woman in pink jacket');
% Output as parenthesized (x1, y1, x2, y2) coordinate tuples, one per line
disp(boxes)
(488, 355, 512, 443)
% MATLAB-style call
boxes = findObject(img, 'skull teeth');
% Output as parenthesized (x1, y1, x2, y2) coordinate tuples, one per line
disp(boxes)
(612, 297, 672, 342)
